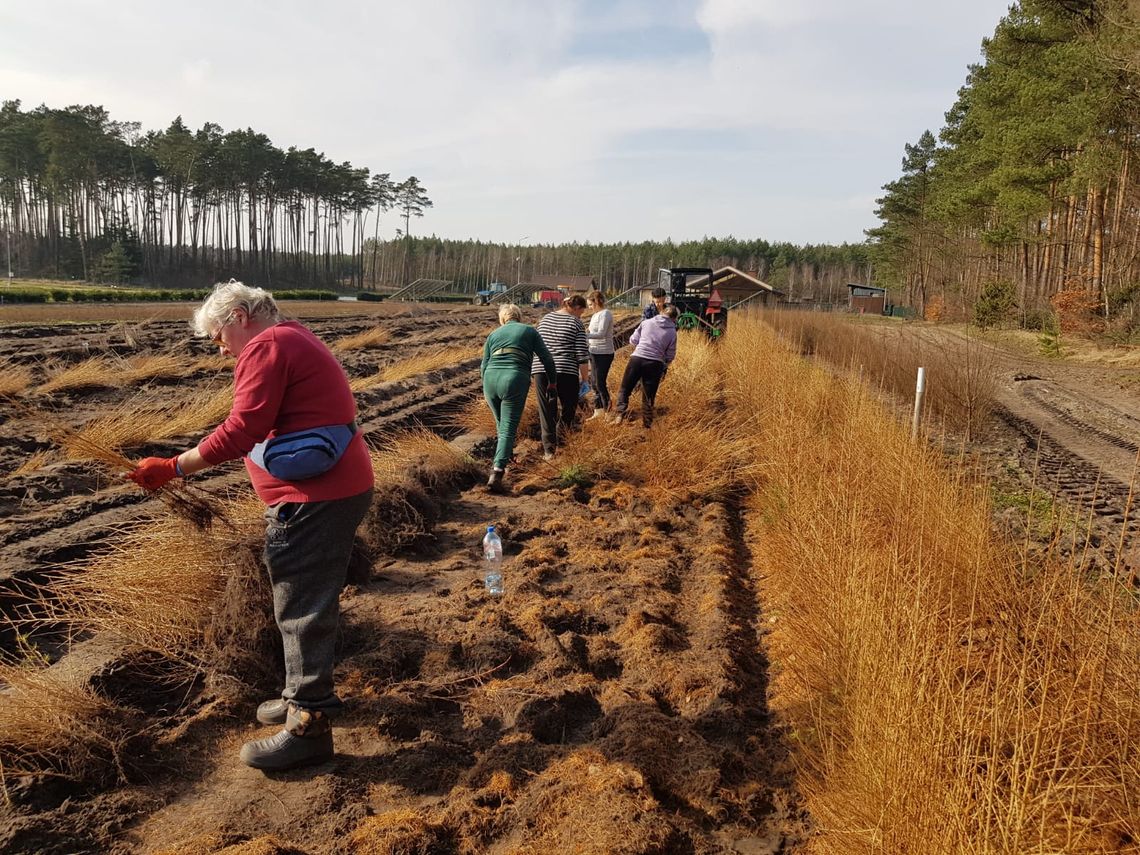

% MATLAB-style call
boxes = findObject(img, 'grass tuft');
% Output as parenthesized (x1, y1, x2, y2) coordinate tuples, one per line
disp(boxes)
(0, 362, 34, 398)
(0, 662, 128, 788)
(39, 357, 119, 394)
(333, 326, 391, 352)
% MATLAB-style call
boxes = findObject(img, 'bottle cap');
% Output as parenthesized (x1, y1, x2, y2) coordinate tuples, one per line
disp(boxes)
(487, 525, 495, 532)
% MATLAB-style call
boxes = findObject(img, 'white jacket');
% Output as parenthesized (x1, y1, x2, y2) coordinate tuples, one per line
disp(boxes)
(586, 308, 614, 355)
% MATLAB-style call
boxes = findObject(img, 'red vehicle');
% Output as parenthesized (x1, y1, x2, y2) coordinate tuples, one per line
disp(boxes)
(533, 289, 564, 309)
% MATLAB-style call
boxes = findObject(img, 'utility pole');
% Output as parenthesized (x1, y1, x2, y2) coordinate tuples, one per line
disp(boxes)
(516, 235, 529, 286)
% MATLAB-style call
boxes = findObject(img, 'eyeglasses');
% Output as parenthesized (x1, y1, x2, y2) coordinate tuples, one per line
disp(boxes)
(209, 315, 235, 345)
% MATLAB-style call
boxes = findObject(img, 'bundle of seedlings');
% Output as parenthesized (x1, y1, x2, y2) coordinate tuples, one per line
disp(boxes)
(0, 361, 33, 399)
(45, 492, 278, 701)
(118, 352, 189, 383)
(67, 381, 234, 457)
(360, 429, 479, 557)
(37, 399, 232, 530)
(351, 345, 481, 392)
(37, 355, 120, 395)
(332, 325, 391, 352)
(0, 661, 142, 795)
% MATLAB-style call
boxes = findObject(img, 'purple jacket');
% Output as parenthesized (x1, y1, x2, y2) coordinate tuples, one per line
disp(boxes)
(630, 315, 677, 364)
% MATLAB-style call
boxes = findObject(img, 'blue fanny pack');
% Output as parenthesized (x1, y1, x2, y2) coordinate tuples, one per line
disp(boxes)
(249, 422, 358, 481)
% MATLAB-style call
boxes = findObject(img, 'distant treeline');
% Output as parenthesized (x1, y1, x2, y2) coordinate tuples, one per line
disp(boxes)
(0, 100, 429, 290)
(870, 0, 1140, 331)
(0, 100, 870, 302)
(362, 235, 871, 303)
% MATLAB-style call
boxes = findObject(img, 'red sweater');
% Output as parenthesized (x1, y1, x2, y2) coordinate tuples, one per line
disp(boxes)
(198, 321, 374, 506)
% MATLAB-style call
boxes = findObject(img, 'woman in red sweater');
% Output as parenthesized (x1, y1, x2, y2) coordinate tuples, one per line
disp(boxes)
(128, 280, 374, 772)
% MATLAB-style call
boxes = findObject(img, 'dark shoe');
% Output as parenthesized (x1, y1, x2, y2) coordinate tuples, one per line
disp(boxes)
(257, 697, 288, 725)
(487, 468, 506, 493)
(240, 704, 333, 771)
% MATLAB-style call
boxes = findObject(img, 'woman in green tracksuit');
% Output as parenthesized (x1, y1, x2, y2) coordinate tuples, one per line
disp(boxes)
(481, 303, 557, 492)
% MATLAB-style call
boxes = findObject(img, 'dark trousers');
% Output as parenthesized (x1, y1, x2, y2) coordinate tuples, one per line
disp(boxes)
(263, 488, 373, 712)
(534, 372, 580, 454)
(589, 352, 614, 411)
(615, 356, 666, 427)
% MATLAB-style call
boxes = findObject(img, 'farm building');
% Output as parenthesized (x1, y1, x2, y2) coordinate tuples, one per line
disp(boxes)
(847, 283, 887, 315)
(638, 266, 778, 311)
(529, 274, 596, 303)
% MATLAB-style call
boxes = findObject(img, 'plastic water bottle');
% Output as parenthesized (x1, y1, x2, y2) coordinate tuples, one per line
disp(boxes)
(482, 525, 504, 596)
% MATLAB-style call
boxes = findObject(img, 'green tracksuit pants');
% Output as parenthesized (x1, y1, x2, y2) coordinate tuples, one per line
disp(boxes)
(483, 368, 532, 469)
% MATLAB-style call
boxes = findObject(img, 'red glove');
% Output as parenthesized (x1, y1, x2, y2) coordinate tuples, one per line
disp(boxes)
(128, 456, 181, 491)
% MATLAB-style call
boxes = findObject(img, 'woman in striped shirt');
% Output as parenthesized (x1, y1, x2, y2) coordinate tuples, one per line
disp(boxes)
(531, 294, 590, 460)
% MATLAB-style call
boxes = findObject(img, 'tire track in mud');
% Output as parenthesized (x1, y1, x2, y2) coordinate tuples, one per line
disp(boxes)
(994, 404, 1140, 573)
(1018, 381, 1140, 456)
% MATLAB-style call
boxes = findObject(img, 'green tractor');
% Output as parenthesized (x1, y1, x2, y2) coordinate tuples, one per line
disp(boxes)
(662, 267, 726, 339)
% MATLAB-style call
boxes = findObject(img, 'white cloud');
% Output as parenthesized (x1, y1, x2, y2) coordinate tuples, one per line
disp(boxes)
(0, 0, 1009, 244)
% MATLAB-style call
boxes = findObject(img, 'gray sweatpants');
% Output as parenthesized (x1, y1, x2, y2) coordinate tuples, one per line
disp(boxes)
(263, 489, 373, 712)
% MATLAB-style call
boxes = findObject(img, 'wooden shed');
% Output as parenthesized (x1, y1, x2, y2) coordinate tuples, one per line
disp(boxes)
(847, 283, 886, 315)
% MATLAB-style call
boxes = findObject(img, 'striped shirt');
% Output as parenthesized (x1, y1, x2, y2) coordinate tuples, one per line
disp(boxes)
(531, 310, 589, 376)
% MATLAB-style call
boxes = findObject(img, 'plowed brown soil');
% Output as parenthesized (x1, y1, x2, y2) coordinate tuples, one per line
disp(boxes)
(1, 304, 807, 853)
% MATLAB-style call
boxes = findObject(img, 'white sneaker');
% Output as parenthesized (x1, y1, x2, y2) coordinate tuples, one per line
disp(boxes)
(587, 409, 604, 421)
(543, 451, 555, 462)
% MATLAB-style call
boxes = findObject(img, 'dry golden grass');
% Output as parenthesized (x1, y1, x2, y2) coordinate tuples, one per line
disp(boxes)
(163, 384, 235, 436)
(541, 333, 753, 502)
(369, 429, 476, 489)
(723, 316, 1140, 852)
(0, 362, 34, 398)
(0, 663, 124, 785)
(332, 326, 391, 352)
(378, 346, 479, 383)
(347, 809, 449, 854)
(760, 309, 999, 440)
(38, 356, 120, 394)
(121, 353, 188, 382)
(11, 448, 53, 476)
(191, 354, 235, 374)
(152, 835, 304, 855)
(62, 383, 233, 458)
(49, 493, 264, 654)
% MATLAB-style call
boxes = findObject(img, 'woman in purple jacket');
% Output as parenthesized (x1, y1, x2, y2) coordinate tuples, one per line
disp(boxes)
(612, 305, 678, 427)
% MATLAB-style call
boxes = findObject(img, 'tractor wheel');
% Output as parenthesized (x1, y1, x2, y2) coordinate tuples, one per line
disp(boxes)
(677, 311, 700, 330)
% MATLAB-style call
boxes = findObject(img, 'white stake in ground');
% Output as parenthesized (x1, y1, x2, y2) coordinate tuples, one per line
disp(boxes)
(912, 366, 926, 441)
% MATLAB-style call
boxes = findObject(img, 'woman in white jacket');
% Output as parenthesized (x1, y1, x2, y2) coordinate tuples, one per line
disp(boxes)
(584, 290, 614, 420)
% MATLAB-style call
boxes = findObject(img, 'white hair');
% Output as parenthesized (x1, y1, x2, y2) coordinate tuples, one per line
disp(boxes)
(498, 303, 522, 324)
(191, 279, 282, 337)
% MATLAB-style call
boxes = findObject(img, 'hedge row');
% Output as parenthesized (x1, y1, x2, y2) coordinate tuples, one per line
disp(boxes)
(0, 288, 339, 304)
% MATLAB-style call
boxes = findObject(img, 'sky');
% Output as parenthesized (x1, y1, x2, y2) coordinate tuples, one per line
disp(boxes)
(1, 0, 1011, 247)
